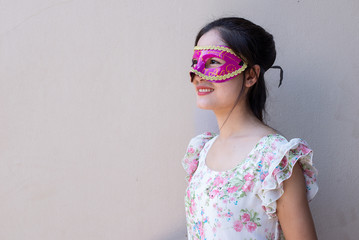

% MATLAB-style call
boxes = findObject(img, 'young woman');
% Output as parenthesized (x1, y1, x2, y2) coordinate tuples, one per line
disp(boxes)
(182, 17, 318, 240)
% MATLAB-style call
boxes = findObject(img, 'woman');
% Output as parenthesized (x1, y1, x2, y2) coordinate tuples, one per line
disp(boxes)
(182, 17, 318, 240)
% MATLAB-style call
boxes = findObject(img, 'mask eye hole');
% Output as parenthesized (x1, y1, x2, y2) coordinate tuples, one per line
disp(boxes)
(191, 59, 198, 67)
(205, 58, 225, 68)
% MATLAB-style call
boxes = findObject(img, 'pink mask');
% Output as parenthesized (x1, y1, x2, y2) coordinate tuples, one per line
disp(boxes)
(190, 45, 247, 83)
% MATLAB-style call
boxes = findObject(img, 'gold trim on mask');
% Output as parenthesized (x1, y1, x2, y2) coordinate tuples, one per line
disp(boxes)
(191, 45, 248, 81)
(193, 46, 238, 55)
(190, 62, 247, 81)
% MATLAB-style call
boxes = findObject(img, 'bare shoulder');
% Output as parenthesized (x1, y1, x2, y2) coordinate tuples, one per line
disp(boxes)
(249, 125, 278, 140)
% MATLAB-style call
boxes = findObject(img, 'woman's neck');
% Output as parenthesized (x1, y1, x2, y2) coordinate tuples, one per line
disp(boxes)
(214, 102, 263, 139)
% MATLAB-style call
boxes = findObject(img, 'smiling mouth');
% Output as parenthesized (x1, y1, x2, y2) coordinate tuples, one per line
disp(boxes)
(197, 87, 214, 96)
(198, 88, 214, 93)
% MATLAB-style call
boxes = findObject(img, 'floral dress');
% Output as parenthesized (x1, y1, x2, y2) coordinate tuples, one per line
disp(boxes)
(182, 132, 318, 240)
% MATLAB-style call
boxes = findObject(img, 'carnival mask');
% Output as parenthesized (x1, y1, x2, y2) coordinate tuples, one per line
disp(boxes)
(190, 45, 247, 83)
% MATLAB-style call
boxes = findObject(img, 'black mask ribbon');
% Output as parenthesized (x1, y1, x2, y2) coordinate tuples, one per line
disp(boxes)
(270, 66, 283, 87)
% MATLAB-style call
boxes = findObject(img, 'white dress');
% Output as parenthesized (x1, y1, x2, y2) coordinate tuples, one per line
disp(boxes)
(182, 132, 318, 240)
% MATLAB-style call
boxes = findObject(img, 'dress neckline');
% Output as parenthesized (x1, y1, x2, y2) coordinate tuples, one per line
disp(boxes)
(202, 133, 282, 174)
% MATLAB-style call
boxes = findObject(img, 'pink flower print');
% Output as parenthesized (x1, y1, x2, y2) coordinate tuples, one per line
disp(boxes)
(244, 173, 254, 181)
(272, 167, 280, 176)
(213, 176, 225, 186)
(260, 171, 268, 181)
(198, 222, 204, 237)
(280, 156, 288, 168)
(233, 220, 243, 232)
(241, 213, 250, 223)
(188, 160, 198, 174)
(298, 144, 311, 154)
(304, 169, 314, 178)
(189, 206, 194, 215)
(188, 147, 195, 154)
(242, 181, 254, 192)
(266, 154, 274, 164)
(209, 189, 220, 199)
(224, 211, 233, 218)
(271, 142, 277, 150)
(227, 185, 239, 193)
(189, 199, 196, 215)
(245, 221, 257, 233)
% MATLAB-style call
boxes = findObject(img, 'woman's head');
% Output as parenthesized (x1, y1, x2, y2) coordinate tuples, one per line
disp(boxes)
(191, 17, 277, 122)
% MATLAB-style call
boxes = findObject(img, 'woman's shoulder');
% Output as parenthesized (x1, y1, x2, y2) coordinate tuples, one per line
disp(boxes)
(185, 131, 218, 157)
(253, 132, 314, 168)
(258, 132, 312, 153)
(182, 132, 218, 181)
(189, 131, 218, 143)
(256, 133, 318, 218)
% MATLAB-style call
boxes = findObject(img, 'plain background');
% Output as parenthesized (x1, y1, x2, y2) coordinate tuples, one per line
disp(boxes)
(1, 0, 358, 239)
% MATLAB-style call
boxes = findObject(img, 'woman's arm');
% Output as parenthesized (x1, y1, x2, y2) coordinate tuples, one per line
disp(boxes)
(277, 163, 318, 240)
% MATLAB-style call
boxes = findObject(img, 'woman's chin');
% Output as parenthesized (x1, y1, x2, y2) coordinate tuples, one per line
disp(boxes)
(196, 102, 215, 110)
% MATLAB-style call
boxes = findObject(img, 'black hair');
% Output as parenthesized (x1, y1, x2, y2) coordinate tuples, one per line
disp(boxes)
(194, 17, 278, 122)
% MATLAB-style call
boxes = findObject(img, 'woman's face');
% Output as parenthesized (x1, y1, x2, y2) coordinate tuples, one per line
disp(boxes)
(192, 29, 244, 112)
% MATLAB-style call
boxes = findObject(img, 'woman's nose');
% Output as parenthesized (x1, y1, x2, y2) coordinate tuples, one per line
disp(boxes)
(191, 75, 207, 85)
(192, 74, 205, 84)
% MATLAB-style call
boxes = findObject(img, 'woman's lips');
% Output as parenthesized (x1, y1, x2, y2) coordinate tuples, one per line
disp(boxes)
(196, 86, 214, 96)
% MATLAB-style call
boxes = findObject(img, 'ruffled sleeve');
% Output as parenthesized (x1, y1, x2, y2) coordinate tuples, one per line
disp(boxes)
(257, 137, 318, 219)
(182, 132, 217, 182)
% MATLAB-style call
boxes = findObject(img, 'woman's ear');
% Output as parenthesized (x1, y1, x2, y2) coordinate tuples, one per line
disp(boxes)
(244, 65, 260, 88)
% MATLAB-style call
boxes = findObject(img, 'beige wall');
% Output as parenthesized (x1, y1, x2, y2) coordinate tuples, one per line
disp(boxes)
(0, 0, 358, 239)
